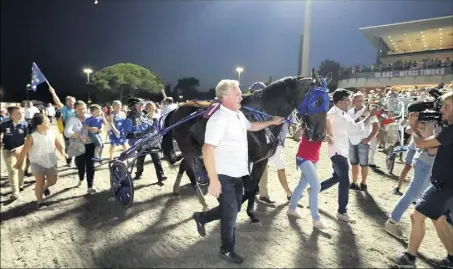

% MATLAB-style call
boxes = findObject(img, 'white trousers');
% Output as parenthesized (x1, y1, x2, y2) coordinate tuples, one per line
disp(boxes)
(369, 136, 377, 165)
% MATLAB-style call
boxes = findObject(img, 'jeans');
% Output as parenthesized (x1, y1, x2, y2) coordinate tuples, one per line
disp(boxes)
(349, 142, 370, 167)
(63, 136, 73, 165)
(74, 143, 95, 188)
(199, 175, 244, 253)
(289, 160, 321, 221)
(390, 159, 433, 222)
(320, 154, 350, 214)
(87, 132, 103, 148)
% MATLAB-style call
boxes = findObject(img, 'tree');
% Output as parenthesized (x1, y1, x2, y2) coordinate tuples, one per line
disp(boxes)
(173, 77, 200, 100)
(318, 59, 342, 92)
(91, 63, 164, 102)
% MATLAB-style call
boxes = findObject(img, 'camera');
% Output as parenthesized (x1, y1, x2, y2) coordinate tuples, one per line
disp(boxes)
(407, 88, 444, 124)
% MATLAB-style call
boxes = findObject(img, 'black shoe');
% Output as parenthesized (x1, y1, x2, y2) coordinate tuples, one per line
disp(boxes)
(360, 183, 368, 192)
(43, 188, 50, 197)
(369, 164, 380, 169)
(134, 173, 142, 180)
(287, 194, 292, 201)
(349, 183, 360, 191)
(160, 176, 167, 182)
(19, 186, 24, 192)
(259, 196, 275, 204)
(24, 172, 32, 177)
(219, 251, 244, 264)
(193, 212, 206, 237)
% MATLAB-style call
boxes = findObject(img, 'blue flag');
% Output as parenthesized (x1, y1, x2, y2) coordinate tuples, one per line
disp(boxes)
(31, 62, 47, 92)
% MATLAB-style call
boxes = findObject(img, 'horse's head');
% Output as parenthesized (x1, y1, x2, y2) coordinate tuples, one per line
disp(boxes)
(296, 69, 332, 141)
(258, 69, 330, 141)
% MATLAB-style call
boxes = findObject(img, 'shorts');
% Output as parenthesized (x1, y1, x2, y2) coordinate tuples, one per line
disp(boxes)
(415, 184, 453, 220)
(88, 132, 103, 148)
(405, 148, 416, 166)
(268, 145, 285, 170)
(30, 163, 57, 177)
(349, 142, 370, 167)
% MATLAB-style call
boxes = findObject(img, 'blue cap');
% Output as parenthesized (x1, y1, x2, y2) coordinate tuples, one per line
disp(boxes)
(250, 82, 266, 92)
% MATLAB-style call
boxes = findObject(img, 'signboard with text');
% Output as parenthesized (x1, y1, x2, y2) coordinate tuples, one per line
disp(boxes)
(373, 67, 451, 79)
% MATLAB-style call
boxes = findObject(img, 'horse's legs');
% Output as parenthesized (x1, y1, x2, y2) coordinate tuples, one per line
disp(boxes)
(243, 160, 268, 223)
(184, 155, 209, 211)
(173, 159, 186, 195)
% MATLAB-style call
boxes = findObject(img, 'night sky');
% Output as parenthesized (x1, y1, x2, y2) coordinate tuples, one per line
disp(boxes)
(1, 0, 452, 103)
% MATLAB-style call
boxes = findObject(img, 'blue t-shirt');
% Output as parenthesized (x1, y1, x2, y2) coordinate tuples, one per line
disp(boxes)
(85, 116, 103, 129)
(60, 106, 75, 123)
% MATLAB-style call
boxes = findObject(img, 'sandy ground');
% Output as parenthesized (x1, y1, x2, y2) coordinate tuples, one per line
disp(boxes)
(0, 125, 448, 268)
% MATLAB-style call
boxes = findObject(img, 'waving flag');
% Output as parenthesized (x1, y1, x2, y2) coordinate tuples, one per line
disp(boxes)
(31, 62, 48, 92)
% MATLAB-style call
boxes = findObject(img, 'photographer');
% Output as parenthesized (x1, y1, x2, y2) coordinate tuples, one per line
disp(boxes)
(394, 91, 453, 268)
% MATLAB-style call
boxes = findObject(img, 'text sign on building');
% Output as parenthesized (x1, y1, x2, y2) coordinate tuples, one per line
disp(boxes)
(374, 67, 447, 78)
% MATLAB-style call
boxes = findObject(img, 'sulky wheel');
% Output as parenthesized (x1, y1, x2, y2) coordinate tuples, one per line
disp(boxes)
(109, 160, 134, 208)
(386, 145, 396, 174)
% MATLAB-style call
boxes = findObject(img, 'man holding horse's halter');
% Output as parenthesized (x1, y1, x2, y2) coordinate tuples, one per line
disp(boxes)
(192, 79, 284, 264)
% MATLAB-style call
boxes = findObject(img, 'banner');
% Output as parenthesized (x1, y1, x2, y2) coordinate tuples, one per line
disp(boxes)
(373, 67, 449, 79)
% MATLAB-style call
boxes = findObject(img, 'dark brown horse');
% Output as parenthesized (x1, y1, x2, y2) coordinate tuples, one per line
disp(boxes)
(162, 69, 330, 223)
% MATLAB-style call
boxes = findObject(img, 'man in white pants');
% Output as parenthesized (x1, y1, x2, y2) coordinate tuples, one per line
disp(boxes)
(369, 127, 380, 169)
(258, 116, 293, 203)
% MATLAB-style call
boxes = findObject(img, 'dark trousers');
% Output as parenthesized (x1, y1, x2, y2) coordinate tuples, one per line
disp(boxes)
(136, 151, 165, 181)
(75, 143, 95, 188)
(320, 154, 350, 214)
(63, 136, 73, 165)
(199, 175, 244, 253)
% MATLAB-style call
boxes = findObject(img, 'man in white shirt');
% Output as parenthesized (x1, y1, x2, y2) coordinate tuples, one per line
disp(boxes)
(192, 79, 283, 264)
(319, 89, 376, 223)
(23, 101, 40, 122)
(45, 103, 56, 123)
(348, 93, 379, 191)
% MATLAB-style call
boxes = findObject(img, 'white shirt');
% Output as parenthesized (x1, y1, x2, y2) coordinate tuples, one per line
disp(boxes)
(45, 106, 56, 117)
(161, 104, 178, 117)
(204, 105, 251, 177)
(29, 131, 58, 168)
(347, 106, 378, 145)
(64, 114, 93, 144)
(327, 106, 365, 158)
(24, 106, 40, 119)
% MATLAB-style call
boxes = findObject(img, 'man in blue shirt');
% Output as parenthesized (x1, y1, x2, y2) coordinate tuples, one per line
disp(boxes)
(48, 86, 75, 166)
(0, 106, 28, 201)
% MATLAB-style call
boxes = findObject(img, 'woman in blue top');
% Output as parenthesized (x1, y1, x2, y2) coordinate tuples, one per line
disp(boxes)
(107, 100, 128, 160)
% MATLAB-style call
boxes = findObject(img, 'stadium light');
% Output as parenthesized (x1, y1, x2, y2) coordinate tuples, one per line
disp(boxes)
(235, 66, 244, 83)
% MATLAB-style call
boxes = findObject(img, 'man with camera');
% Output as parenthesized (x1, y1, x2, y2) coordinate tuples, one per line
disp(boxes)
(394, 91, 453, 268)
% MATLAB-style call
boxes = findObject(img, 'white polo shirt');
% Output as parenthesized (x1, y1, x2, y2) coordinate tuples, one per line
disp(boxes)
(327, 106, 365, 158)
(347, 106, 378, 145)
(204, 105, 251, 177)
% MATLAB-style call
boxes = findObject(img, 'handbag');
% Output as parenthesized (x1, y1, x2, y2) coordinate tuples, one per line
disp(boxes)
(66, 138, 85, 157)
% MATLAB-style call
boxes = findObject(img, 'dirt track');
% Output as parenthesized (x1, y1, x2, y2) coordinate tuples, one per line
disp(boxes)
(0, 126, 447, 268)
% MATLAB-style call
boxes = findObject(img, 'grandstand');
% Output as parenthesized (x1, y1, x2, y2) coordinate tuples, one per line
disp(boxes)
(338, 15, 453, 90)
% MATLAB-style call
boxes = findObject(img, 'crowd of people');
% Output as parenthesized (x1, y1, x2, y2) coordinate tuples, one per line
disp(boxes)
(340, 57, 453, 78)
(0, 79, 452, 268)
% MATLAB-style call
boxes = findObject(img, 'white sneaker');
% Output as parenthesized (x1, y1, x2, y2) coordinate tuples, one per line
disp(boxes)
(313, 220, 327, 230)
(385, 219, 407, 240)
(336, 212, 356, 224)
(87, 188, 96, 194)
(287, 209, 302, 219)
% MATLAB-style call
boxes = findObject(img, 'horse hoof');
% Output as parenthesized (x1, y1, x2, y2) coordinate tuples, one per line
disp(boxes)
(250, 218, 260, 224)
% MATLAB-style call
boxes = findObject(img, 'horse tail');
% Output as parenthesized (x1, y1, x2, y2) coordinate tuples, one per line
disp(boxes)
(162, 110, 184, 165)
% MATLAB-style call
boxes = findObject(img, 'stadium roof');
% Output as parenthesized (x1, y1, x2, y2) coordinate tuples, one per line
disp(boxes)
(360, 15, 453, 54)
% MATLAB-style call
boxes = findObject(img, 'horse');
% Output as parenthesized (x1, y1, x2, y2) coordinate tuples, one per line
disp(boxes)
(161, 69, 331, 223)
